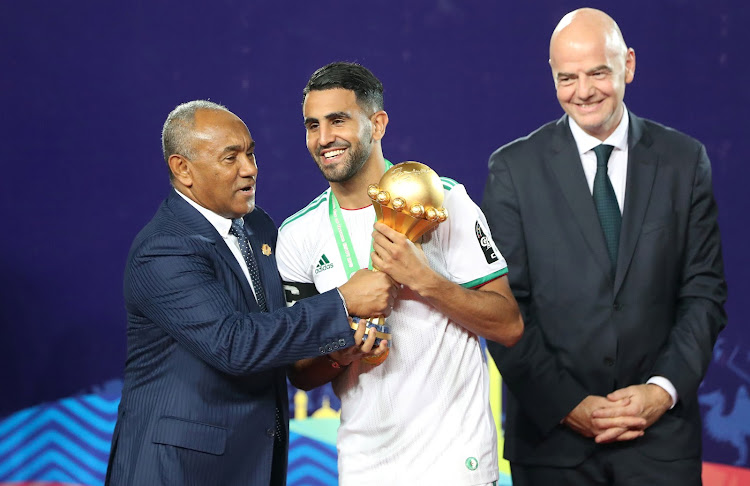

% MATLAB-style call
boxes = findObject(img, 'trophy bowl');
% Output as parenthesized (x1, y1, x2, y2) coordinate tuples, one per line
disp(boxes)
(367, 161, 447, 242)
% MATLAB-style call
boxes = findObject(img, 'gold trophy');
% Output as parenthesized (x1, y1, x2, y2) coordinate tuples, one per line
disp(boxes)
(359, 161, 448, 364)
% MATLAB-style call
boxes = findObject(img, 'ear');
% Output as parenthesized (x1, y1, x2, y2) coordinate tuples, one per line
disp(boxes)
(168, 154, 193, 187)
(370, 110, 389, 142)
(624, 47, 636, 84)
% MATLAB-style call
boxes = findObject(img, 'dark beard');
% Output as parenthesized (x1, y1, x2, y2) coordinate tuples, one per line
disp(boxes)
(318, 139, 370, 183)
(314, 124, 373, 183)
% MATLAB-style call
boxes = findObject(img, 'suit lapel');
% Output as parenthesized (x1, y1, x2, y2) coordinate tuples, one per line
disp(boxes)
(548, 117, 613, 277)
(614, 113, 658, 295)
(167, 191, 257, 309)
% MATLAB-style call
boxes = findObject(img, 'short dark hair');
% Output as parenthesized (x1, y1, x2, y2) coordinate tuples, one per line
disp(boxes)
(303, 62, 384, 113)
(162, 100, 229, 180)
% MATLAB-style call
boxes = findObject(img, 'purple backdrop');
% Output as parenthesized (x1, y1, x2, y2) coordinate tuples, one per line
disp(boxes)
(1, 0, 748, 468)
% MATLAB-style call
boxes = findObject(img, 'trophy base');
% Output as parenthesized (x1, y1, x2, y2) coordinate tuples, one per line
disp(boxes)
(349, 318, 391, 347)
(362, 348, 389, 365)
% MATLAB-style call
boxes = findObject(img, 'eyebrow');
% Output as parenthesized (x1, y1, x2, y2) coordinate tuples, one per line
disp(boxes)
(586, 65, 612, 74)
(557, 65, 612, 79)
(222, 141, 255, 153)
(304, 111, 352, 125)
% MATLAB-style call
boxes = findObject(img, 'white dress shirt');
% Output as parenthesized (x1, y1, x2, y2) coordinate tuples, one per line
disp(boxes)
(175, 189, 259, 301)
(569, 109, 629, 212)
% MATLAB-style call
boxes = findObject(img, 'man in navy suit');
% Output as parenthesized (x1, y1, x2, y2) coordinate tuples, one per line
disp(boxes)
(482, 8, 727, 485)
(105, 100, 397, 485)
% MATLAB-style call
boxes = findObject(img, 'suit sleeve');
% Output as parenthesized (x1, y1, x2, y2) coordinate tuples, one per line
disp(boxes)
(649, 145, 727, 402)
(124, 232, 354, 376)
(481, 151, 589, 433)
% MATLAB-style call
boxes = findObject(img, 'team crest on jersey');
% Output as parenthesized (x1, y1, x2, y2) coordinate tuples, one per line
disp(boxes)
(475, 222, 499, 264)
(465, 456, 479, 470)
(315, 254, 334, 274)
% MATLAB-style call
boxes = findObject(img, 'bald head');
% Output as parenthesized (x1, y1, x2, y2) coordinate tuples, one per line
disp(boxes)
(548, 8, 636, 141)
(551, 8, 627, 63)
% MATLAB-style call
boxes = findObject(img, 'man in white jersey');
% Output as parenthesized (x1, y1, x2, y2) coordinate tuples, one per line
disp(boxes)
(276, 62, 524, 485)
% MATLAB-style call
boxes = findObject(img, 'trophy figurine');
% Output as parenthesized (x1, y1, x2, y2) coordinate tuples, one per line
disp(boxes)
(359, 161, 448, 364)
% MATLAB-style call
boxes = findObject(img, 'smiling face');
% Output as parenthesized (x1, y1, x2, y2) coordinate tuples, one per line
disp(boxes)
(302, 88, 375, 183)
(549, 10, 635, 140)
(169, 108, 258, 219)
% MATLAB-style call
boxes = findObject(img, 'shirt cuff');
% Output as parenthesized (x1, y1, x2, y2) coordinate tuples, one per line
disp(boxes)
(647, 376, 678, 409)
(336, 288, 349, 316)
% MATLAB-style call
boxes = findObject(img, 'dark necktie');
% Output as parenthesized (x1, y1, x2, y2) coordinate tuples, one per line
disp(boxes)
(592, 144, 621, 273)
(229, 219, 268, 312)
(229, 219, 283, 484)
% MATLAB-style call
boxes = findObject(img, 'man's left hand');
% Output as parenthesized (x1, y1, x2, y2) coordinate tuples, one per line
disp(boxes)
(371, 222, 432, 290)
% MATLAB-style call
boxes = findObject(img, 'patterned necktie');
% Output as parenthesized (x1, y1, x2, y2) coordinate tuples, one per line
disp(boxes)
(592, 144, 621, 274)
(229, 219, 268, 312)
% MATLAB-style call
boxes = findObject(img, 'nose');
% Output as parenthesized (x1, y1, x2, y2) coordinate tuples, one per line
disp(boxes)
(318, 123, 336, 147)
(576, 76, 594, 99)
(239, 153, 258, 178)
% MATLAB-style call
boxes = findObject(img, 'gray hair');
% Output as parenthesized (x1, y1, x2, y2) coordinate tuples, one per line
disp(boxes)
(161, 100, 230, 179)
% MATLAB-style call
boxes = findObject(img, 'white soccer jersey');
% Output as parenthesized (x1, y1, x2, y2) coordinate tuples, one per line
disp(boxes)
(277, 178, 507, 486)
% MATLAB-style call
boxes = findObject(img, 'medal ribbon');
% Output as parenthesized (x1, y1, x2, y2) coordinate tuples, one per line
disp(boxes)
(328, 160, 393, 279)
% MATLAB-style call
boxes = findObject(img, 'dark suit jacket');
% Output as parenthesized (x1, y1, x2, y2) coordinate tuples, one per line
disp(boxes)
(105, 190, 354, 485)
(482, 112, 727, 467)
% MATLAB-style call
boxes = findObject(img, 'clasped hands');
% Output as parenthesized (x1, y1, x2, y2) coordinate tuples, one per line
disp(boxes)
(563, 384, 672, 443)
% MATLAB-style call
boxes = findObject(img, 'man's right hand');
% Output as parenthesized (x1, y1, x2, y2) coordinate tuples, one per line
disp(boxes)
(338, 269, 399, 317)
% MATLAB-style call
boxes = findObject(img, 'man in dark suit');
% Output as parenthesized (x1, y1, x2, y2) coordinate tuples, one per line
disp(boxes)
(105, 100, 397, 485)
(482, 8, 727, 485)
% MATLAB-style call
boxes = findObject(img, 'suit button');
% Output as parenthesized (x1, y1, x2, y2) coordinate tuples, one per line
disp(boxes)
(339, 338, 346, 347)
(613, 303, 623, 311)
(266, 428, 275, 438)
(319, 346, 325, 354)
(604, 358, 615, 367)
(326, 344, 333, 352)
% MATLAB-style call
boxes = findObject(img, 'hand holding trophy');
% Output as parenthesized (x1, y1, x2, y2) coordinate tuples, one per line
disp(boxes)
(360, 161, 448, 364)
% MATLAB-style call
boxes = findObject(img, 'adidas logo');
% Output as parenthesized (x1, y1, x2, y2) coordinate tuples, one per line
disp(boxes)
(314, 254, 334, 274)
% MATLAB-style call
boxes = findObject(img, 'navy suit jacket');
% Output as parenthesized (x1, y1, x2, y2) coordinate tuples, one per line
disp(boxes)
(482, 113, 727, 467)
(105, 190, 354, 485)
